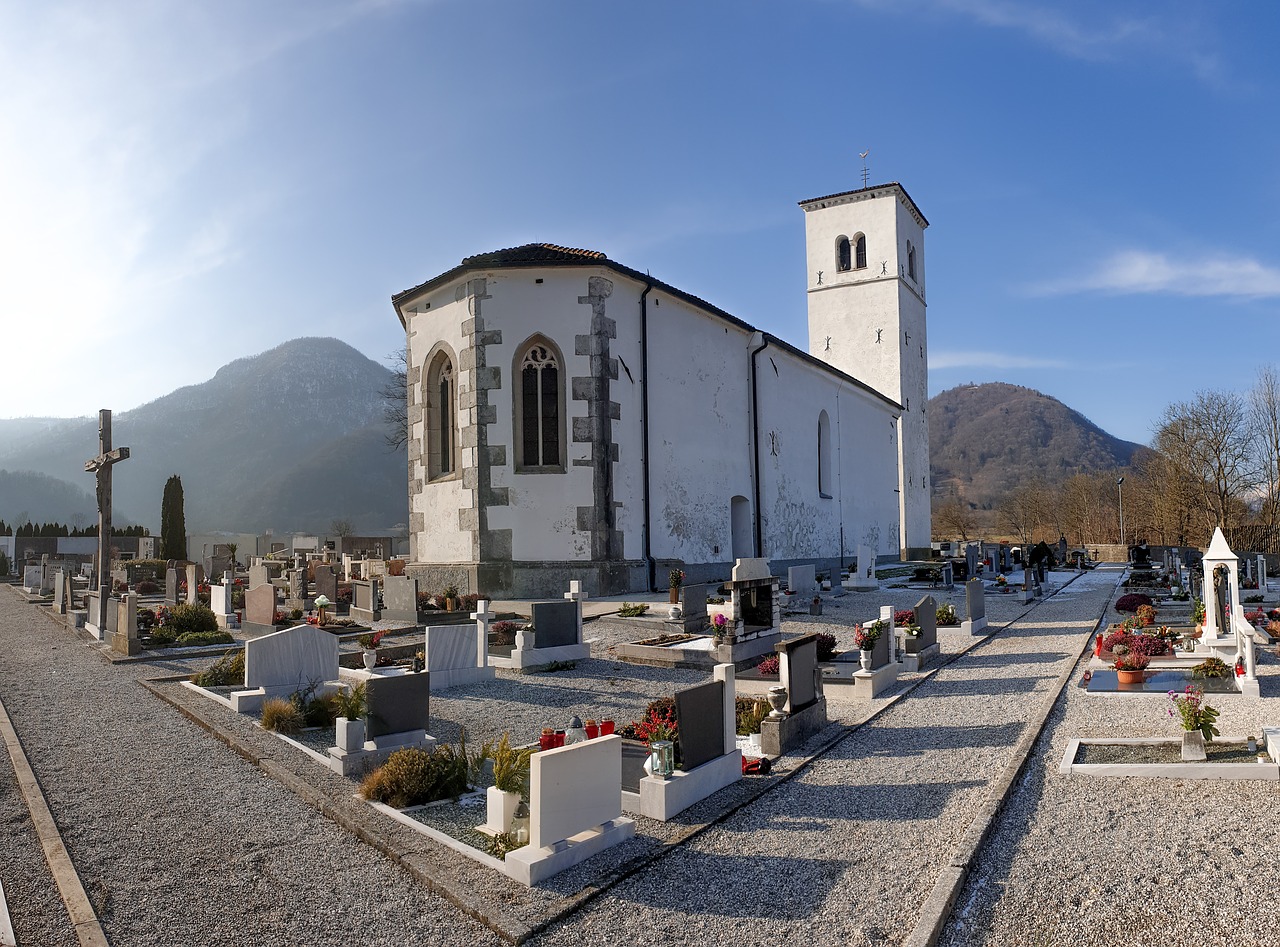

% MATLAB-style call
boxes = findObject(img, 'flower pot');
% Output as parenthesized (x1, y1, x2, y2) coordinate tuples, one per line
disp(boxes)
(335, 716, 365, 752)
(485, 786, 522, 836)
(669, 587, 680, 604)
(859, 649, 873, 671)
(362, 649, 377, 671)
(1182, 730, 1207, 761)
(1115, 668, 1145, 685)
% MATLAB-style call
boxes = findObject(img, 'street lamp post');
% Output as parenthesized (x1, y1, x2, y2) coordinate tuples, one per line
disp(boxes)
(1117, 477, 1126, 547)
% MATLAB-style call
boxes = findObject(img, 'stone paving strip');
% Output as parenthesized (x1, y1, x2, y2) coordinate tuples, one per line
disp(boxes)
(939, 582, 1280, 947)
(1, 570, 1115, 945)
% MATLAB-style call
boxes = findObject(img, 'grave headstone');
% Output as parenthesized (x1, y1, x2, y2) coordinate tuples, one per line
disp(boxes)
(732, 557, 772, 582)
(165, 567, 180, 604)
(288, 568, 306, 602)
(674, 679, 726, 771)
(112, 593, 140, 655)
(352, 578, 379, 614)
(314, 565, 338, 604)
(248, 564, 270, 589)
(423, 624, 481, 674)
(529, 600, 579, 648)
(244, 583, 279, 627)
(382, 575, 420, 624)
(679, 583, 707, 629)
(22, 565, 41, 592)
(787, 564, 816, 598)
(912, 594, 937, 651)
(184, 563, 201, 606)
(1057, 535, 1068, 565)
(776, 634, 818, 712)
(965, 544, 979, 580)
(244, 625, 339, 697)
(1258, 554, 1268, 593)
(962, 578, 987, 635)
(53, 569, 70, 615)
(210, 582, 233, 619)
(365, 672, 430, 739)
(941, 561, 954, 589)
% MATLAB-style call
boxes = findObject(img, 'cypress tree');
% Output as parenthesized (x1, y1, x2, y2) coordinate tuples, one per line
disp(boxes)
(160, 475, 187, 561)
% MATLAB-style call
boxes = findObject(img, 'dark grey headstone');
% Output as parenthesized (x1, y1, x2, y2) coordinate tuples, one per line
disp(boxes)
(674, 679, 725, 771)
(382, 575, 419, 624)
(870, 620, 892, 669)
(779, 634, 818, 710)
(966, 578, 985, 621)
(621, 740, 649, 793)
(365, 672, 431, 739)
(530, 601, 578, 648)
(914, 595, 937, 651)
(314, 566, 338, 603)
(680, 583, 707, 625)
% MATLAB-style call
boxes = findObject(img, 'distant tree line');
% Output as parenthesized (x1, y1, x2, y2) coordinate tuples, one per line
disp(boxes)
(934, 366, 1280, 553)
(0, 520, 150, 537)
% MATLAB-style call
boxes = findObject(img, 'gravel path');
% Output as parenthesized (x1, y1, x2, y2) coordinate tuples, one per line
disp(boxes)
(0, 592, 504, 947)
(939, 580, 1280, 947)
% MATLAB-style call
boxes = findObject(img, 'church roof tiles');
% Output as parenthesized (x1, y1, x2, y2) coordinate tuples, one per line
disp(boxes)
(461, 243, 608, 266)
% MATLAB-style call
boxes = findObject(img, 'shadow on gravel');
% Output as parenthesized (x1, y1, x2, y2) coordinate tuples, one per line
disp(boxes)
(852, 721, 1027, 755)
(954, 652, 1068, 668)
(603, 850, 848, 919)
(915, 674, 1055, 698)
(717, 777, 987, 832)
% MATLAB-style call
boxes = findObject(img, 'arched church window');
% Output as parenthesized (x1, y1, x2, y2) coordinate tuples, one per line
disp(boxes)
(818, 409, 832, 497)
(854, 233, 867, 269)
(836, 236, 852, 272)
(425, 349, 457, 480)
(516, 337, 565, 471)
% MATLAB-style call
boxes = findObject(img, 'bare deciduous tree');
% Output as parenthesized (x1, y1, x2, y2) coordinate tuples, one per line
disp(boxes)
(934, 492, 979, 542)
(382, 346, 408, 451)
(1154, 390, 1258, 534)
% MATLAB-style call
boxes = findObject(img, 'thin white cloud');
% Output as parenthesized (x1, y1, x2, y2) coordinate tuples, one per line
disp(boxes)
(1032, 250, 1280, 299)
(930, 350, 1074, 371)
(849, 0, 1227, 86)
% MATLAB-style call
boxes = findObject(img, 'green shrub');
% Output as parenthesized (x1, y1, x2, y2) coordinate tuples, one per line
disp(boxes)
(618, 602, 649, 617)
(359, 745, 470, 808)
(333, 682, 366, 720)
(485, 831, 528, 860)
(168, 603, 219, 635)
(290, 608, 303, 620)
(298, 691, 338, 727)
(261, 698, 304, 734)
(936, 603, 959, 626)
(175, 630, 234, 646)
(491, 733, 532, 798)
(735, 696, 770, 735)
(148, 629, 176, 647)
(191, 650, 245, 687)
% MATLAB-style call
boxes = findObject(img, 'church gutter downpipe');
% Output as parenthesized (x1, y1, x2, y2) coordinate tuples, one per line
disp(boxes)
(639, 283, 656, 592)
(749, 332, 769, 558)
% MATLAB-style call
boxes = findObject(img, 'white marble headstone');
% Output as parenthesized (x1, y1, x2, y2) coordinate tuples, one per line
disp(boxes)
(245, 625, 339, 692)
(732, 558, 772, 582)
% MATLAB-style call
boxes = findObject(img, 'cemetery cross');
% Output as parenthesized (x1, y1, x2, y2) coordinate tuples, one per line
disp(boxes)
(83, 409, 130, 629)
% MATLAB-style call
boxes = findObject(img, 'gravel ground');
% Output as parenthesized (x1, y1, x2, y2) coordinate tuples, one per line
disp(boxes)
(939, 576, 1280, 947)
(0, 592, 504, 947)
(4, 566, 1204, 947)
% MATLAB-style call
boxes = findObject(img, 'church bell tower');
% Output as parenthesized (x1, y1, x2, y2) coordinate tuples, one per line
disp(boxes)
(799, 182, 931, 559)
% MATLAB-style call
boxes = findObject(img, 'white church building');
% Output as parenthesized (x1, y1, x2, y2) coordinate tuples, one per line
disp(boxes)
(392, 182, 931, 597)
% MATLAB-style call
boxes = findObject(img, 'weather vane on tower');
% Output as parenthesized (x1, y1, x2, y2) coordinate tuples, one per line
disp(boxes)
(859, 150, 870, 188)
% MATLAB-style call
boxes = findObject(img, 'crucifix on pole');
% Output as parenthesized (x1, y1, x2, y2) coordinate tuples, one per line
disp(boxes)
(84, 409, 130, 629)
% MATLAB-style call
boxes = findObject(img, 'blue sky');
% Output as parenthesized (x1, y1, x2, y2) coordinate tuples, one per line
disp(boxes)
(3, 0, 1277, 446)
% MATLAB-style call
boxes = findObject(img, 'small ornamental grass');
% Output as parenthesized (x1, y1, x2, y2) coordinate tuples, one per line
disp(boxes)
(735, 697, 770, 736)
(359, 744, 470, 808)
(936, 603, 959, 626)
(175, 630, 234, 647)
(261, 697, 305, 735)
(491, 733, 533, 799)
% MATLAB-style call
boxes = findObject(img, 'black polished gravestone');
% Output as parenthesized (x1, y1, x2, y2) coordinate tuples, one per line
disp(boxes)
(909, 595, 937, 653)
(314, 565, 338, 604)
(365, 672, 431, 739)
(674, 679, 725, 771)
(529, 601, 578, 648)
